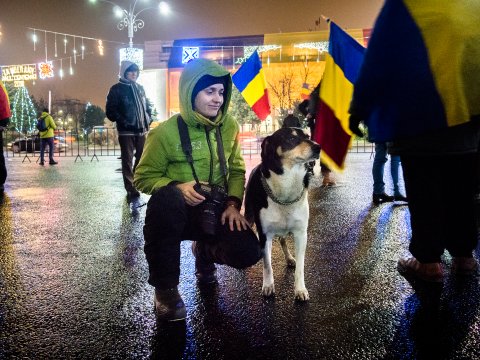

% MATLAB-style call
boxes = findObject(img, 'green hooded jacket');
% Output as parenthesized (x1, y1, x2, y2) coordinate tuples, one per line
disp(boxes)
(39, 111, 56, 138)
(134, 59, 246, 201)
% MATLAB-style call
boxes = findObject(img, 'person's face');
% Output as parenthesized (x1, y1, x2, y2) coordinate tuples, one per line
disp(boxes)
(194, 84, 224, 118)
(126, 70, 138, 82)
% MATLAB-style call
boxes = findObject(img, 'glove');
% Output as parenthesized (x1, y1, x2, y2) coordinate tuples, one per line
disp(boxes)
(349, 114, 364, 138)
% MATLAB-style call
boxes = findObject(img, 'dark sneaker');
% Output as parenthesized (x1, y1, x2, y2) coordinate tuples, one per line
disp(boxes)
(372, 193, 394, 205)
(452, 257, 479, 275)
(397, 257, 443, 283)
(394, 194, 408, 202)
(49, 160, 58, 165)
(192, 241, 217, 285)
(39, 161, 45, 166)
(154, 287, 186, 322)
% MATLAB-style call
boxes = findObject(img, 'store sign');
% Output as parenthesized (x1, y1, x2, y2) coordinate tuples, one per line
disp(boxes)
(1, 64, 37, 82)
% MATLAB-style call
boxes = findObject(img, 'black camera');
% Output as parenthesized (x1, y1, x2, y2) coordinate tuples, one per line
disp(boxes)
(193, 183, 228, 236)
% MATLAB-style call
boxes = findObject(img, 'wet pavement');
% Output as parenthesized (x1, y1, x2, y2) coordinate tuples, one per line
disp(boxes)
(0, 153, 479, 360)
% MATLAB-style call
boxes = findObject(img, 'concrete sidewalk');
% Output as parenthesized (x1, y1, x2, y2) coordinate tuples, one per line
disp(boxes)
(0, 154, 479, 359)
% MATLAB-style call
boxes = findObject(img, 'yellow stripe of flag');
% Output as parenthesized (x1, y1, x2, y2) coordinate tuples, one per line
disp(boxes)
(240, 69, 268, 107)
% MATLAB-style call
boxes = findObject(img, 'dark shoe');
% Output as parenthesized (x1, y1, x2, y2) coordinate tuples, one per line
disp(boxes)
(394, 194, 408, 202)
(373, 193, 394, 205)
(39, 161, 45, 166)
(192, 241, 217, 285)
(452, 257, 479, 275)
(154, 287, 186, 322)
(397, 257, 443, 283)
(49, 160, 58, 165)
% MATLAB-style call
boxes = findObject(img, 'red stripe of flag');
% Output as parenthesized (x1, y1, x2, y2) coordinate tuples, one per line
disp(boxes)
(251, 90, 271, 121)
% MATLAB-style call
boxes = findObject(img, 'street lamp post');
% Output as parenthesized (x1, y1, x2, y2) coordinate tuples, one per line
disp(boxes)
(88, 0, 170, 48)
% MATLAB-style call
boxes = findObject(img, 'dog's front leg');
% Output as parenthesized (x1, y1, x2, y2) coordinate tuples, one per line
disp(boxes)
(293, 231, 309, 301)
(262, 235, 275, 297)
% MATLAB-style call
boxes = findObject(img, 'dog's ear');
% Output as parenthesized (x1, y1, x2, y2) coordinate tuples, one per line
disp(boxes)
(261, 135, 283, 176)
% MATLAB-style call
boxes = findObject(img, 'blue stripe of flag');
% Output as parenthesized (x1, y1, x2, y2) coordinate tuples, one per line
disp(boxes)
(329, 22, 365, 84)
(232, 50, 262, 92)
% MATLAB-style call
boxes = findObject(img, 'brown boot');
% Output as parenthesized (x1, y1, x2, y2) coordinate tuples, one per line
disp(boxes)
(452, 257, 479, 275)
(397, 257, 443, 283)
(192, 241, 217, 285)
(154, 287, 186, 322)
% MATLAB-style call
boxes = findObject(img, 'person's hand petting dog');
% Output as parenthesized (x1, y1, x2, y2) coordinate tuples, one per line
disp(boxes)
(349, 114, 364, 138)
(221, 204, 248, 232)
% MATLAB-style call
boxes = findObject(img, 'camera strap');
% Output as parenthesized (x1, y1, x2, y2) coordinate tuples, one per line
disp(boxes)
(177, 116, 229, 192)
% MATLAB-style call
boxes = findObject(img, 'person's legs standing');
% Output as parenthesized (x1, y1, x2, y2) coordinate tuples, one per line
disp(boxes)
(0, 131, 6, 191)
(372, 142, 393, 203)
(133, 134, 145, 173)
(47, 137, 56, 164)
(118, 135, 138, 198)
(444, 153, 479, 272)
(40, 137, 46, 164)
(390, 155, 406, 200)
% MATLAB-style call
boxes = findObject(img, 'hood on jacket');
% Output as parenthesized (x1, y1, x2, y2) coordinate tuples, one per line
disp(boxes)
(119, 60, 140, 82)
(179, 58, 232, 128)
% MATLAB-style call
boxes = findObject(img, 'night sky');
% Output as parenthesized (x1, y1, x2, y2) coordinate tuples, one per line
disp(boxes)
(0, 0, 383, 109)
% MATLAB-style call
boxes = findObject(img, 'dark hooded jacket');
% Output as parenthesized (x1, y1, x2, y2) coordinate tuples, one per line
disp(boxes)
(106, 60, 152, 134)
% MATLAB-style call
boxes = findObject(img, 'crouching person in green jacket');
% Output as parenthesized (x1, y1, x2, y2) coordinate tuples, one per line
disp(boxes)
(134, 58, 262, 322)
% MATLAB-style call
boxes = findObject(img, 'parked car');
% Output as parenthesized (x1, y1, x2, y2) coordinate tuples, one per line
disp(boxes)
(9, 135, 69, 153)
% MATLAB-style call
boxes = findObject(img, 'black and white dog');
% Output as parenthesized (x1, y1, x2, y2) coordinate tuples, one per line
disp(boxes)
(245, 128, 320, 301)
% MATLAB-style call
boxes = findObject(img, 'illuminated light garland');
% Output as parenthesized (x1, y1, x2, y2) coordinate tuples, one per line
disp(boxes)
(119, 47, 143, 69)
(11, 86, 37, 134)
(294, 41, 329, 52)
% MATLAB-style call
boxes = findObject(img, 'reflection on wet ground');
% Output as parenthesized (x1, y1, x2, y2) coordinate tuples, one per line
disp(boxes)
(0, 154, 479, 359)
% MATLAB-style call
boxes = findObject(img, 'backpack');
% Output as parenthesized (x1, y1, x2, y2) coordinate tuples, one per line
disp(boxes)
(36, 116, 48, 132)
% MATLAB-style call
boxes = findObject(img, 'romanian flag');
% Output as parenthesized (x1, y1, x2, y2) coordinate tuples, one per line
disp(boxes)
(0, 80, 11, 120)
(350, 0, 480, 143)
(300, 83, 310, 100)
(232, 50, 271, 121)
(313, 22, 365, 171)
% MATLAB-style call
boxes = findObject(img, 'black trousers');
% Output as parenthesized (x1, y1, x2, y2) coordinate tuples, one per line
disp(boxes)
(144, 185, 263, 290)
(401, 153, 478, 263)
(118, 135, 145, 194)
(0, 131, 6, 186)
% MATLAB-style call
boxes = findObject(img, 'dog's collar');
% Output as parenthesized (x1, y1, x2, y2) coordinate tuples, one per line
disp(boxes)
(260, 174, 305, 205)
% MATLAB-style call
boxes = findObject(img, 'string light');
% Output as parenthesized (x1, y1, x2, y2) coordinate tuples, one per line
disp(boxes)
(54, 33, 58, 57)
(10, 86, 37, 134)
(81, 37, 85, 60)
(69, 57, 73, 75)
(59, 58, 63, 79)
(44, 31, 48, 62)
(73, 37, 77, 64)
(97, 40, 104, 56)
(64, 34, 67, 54)
(32, 30, 37, 51)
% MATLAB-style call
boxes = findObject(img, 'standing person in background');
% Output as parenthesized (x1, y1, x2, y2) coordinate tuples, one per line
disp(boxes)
(38, 108, 57, 166)
(106, 60, 152, 203)
(298, 83, 336, 186)
(282, 110, 301, 128)
(0, 79, 11, 195)
(350, 0, 480, 283)
(371, 142, 407, 205)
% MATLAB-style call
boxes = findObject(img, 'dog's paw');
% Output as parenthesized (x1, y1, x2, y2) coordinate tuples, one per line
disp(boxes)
(286, 257, 296, 268)
(262, 284, 275, 297)
(294, 288, 310, 301)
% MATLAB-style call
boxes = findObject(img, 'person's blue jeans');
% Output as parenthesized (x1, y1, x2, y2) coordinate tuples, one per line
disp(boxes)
(372, 142, 403, 196)
(40, 137, 54, 163)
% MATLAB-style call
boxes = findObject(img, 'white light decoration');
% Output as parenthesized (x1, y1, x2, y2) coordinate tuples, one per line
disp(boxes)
(89, 0, 171, 48)
(38, 61, 54, 79)
(294, 41, 329, 52)
(119, 47, 144, 69)
(182, 47, 199, 64)
(236, 45, 282, 64)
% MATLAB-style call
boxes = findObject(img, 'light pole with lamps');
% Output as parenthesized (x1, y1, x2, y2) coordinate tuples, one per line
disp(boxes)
(88, 0, 170, 48)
